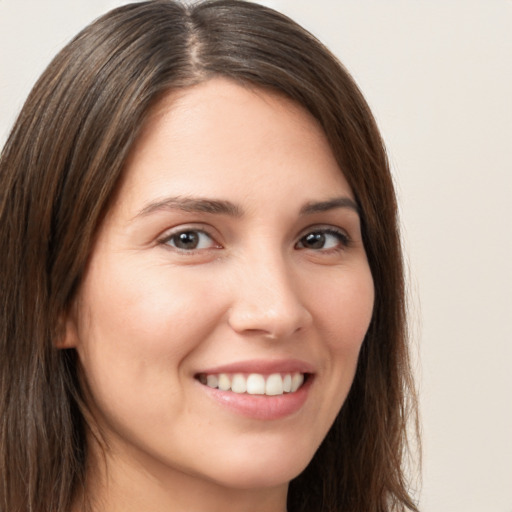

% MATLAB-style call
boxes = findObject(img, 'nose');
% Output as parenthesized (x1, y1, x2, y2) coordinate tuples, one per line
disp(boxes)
(227, 252, 313, 340)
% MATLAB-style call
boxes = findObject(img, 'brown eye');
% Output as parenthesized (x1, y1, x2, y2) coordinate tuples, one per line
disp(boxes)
(301, 232, 326, 249)
(296, 229, 349, 251)
(164, 230, 217, 251)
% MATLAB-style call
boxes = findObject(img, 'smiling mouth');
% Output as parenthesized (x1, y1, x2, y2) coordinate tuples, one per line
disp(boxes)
(196, 372, 307, 396)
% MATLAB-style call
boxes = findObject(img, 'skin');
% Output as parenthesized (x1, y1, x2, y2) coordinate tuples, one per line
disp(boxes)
(63, 78, 375, 512)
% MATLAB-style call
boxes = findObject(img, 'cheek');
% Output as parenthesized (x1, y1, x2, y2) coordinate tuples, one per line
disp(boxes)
(314, 265, 374, 353)
(78, 258, 222, 358)
(298, 265, 374, 455)
(72, 260, 229, 442)
(73, 258, 227, 414)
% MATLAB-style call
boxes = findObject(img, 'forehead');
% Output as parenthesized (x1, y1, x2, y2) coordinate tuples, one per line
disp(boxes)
(116, 78, 352, 214)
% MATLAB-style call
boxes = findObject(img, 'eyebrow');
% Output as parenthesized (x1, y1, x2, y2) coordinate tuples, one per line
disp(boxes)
(299, 197, 359, 215)
(135, 196, 243, 218)
(134, 195, 358, 220)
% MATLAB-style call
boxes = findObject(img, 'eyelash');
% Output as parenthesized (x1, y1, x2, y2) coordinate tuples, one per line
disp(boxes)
(158, 226, 351, 254)
(159, 228, 219, 253)
(296, 227, 350, 253)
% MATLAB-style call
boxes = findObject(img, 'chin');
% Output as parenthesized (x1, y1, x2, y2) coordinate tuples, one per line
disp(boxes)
(199, 437, 317, 490)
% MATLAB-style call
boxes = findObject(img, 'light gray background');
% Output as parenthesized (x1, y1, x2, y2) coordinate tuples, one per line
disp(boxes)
(1, 1, 511, 511)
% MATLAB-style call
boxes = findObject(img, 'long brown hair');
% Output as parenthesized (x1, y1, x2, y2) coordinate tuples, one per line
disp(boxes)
(0, 1, 419, 511)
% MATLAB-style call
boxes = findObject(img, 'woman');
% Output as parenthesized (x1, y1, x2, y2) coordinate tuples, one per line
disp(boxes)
(0, 1, 419, 511)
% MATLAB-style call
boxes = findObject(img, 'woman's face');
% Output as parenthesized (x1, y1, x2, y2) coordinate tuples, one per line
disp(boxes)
(65, 78, 374, 494)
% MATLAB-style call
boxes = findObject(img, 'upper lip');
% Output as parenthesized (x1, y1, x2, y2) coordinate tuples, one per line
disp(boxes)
(195, 358, 315, 376)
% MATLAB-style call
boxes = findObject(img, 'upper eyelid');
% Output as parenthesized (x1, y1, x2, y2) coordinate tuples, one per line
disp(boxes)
(297, 224, 350, 238)
(158, 223, 217, 239)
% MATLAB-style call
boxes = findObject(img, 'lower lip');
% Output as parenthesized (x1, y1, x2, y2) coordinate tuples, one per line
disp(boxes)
(198, 376, 313, 420)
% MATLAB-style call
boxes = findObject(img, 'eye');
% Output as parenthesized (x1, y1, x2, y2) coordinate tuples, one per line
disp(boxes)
(296, 228, 349, 251)
(161, 229, 219, 251)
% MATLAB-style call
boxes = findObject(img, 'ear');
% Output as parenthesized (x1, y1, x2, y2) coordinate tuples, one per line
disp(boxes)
(53, 308, 80, 349)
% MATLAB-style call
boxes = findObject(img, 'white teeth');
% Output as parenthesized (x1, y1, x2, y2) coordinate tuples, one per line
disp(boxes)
(199, 372, 306, 395)
(218, 373, 231, 391)
(206, 374, 218, 388)
(283, 374, 292, 393)
(291, 373, 304, 392)
(265, 373, 283, 396)
(246, 374, 266, 395)
(231, 373, 247, 394)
